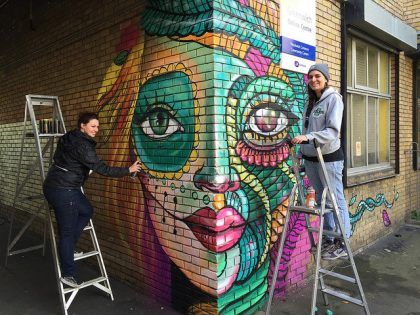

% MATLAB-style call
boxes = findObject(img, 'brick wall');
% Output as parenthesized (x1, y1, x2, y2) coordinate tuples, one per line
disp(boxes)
(315, 0, 342, 89)
(374, 0, 404, 19)
(0, 1, 418, 314)
(404, 0, 420, 29)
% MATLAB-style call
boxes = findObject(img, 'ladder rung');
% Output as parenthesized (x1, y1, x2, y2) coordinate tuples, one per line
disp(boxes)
(309, 206, 334, 214)
(38, 133, 64, 137)
(289, 206, 321, 215)
(321, 207, 334, 214)
(307, 227, 343, 239)
(319, 268, 356, 283)
(31, 99, 55, 106)
(321, 287, 364, 306)
(74, 250, 99, 261)
(289, 206, 335, 215)
(63, 276, 108, 294)
(25, 132, 64, 137)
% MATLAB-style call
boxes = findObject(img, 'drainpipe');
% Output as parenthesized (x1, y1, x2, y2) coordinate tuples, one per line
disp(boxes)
(340, 0, 348, 186)
(395, 53, 400, 174)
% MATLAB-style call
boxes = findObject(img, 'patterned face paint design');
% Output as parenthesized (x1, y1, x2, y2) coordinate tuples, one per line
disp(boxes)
(98, 1, 308, 313)
(234, 76, 299, 167)
(129, 38, 303, 302)
(132, 71, 195, 173)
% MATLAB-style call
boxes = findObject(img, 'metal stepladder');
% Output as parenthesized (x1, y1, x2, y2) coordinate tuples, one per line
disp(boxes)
(265, 141, 370, 315)
(5, 94, 65, 264)
(5, 95, 114, 315)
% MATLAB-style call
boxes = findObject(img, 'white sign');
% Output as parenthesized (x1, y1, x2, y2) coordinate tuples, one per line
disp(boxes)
(280, 0, 316, 73)
(355, 141, 362, 157)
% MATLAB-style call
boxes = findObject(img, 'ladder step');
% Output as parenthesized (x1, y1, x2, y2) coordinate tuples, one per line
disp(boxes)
(63, 276, 108, 294)
(313, 206, 334, 214)
(289, 206, 334, 215)
(318, 268, 356, 283)
(25, 132, 64, 137)
(74, 250, 99, 261)
(31, 98, 56, 106)
(321, 287, 364, 306)
(289, 206, 321, 215)
(307, 227, 343, 239)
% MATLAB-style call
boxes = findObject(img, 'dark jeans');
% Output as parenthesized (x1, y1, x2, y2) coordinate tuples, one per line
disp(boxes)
(43, 186, 93, 277)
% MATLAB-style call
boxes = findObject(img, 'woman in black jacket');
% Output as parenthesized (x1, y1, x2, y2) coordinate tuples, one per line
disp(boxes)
(43, 112, 140, 287)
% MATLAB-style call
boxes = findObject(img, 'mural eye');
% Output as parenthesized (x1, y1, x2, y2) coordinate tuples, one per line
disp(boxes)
(244, 103, 298, 147)
(139, 108, 184, 139)
(249, 106, 289, 136)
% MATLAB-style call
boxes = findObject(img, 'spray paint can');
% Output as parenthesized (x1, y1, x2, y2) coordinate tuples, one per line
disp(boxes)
(48, 118, 53, 133)
(306, 186, 316, 208)
(45, 119, 50, 133)
(54, 119, 60, 133)
(38, 120, 43, 133)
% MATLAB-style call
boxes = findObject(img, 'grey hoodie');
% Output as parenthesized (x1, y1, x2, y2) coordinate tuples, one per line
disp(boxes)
(300, 87, 343, 157)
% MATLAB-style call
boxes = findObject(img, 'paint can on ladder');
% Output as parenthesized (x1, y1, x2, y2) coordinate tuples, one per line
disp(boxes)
(306, 186, 316, 208)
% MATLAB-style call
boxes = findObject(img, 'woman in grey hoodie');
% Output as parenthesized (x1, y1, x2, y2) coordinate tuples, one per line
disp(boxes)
(292, 63, 351, 260)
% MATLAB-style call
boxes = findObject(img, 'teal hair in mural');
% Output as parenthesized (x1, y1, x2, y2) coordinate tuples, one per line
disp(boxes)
(143, 0, 282, 64)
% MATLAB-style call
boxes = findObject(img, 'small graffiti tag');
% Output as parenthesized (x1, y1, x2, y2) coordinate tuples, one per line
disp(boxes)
(348, 191, 399, 232)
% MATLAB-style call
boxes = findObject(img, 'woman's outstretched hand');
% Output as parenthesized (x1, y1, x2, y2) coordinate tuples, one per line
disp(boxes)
(129, 160, 141, 173)
(291, 135, 309, 144)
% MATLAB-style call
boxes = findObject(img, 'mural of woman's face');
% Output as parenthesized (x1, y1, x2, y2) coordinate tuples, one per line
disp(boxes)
(131, 38, 300, 296)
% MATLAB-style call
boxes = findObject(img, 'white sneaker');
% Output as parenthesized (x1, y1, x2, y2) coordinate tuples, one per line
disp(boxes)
(61, 276, 83, 288)
(322, 245, 348, 260)
(321, 239, 335, 254)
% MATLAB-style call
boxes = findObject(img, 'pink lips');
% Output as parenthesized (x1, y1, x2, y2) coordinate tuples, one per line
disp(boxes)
(183, 207, 245, 253)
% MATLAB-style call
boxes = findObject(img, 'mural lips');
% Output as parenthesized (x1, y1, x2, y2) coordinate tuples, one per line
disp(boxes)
(183, 207, 245, 253)
(236, 140, 291, 167)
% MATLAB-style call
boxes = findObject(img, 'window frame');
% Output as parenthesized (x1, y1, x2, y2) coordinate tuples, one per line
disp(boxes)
(346, 36, 392, 177)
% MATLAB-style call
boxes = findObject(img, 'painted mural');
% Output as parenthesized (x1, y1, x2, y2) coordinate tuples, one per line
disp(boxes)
(348, 191, 399, 232)
(96, 0, 308, 313)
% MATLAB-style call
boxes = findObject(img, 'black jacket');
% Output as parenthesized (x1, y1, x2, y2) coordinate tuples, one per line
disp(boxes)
(43, 129, 129, 188)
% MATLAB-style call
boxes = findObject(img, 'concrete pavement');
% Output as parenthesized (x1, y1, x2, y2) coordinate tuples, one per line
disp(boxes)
(0, 214, 181, 315)
(1, 212, 419, 315)
(269, 224, 420, 315)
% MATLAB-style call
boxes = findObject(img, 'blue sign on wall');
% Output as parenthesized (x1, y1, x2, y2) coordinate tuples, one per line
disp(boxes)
(281, 37, 315, 61)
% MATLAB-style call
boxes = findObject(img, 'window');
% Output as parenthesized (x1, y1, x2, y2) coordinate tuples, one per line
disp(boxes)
(346, 36, 394, 178)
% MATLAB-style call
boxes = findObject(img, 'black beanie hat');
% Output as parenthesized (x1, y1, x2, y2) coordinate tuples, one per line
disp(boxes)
(308, 63, 330, 81)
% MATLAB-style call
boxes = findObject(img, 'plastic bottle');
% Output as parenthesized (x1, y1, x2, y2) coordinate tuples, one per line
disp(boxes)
(306, 186, 316, 208)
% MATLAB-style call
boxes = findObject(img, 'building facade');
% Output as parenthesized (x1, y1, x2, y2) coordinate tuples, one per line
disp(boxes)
(0, 0, 419, 314)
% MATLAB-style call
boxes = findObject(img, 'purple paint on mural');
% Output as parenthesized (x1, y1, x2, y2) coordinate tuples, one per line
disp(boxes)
(244, 47, 271, 76)
(268, 212, 308, 296)
(382, 209, 391, 227)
